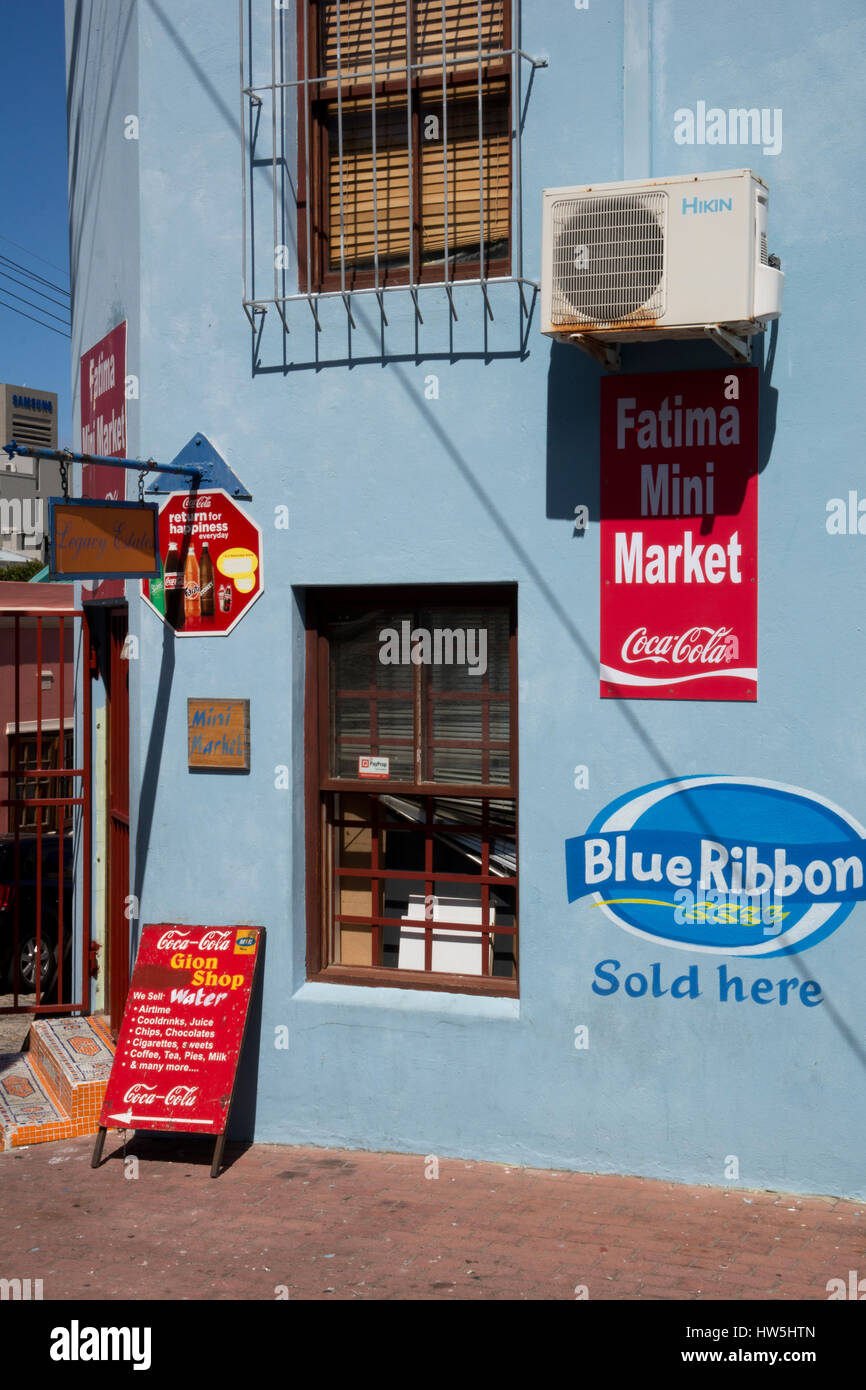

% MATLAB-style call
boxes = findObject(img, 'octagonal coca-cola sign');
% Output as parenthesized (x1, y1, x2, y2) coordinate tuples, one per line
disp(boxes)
(141, 489, 263, 636)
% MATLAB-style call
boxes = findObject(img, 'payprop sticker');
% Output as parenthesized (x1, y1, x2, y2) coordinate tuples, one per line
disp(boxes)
(600, 368, 758, 701)
(565, 776, 866, 957)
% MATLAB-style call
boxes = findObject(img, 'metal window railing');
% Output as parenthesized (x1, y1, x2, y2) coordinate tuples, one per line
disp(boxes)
(239, 0, 546, 335)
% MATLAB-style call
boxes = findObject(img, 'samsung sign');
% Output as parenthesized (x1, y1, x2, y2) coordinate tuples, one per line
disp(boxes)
(566, 776, 866, 958)
(12, 394, 53, 412)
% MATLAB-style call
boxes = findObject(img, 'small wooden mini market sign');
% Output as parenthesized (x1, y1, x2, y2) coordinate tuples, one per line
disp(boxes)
(187, 698, 250, 770)
(93, 924, 263, 1177)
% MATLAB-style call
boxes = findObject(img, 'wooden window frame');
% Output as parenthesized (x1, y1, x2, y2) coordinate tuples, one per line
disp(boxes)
(305, 584, 518, 996)
(297, 1, 513, 294)
(8, 731, 74, 834)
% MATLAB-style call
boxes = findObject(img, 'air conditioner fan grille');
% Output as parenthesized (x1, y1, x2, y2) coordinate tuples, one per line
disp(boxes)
(551, 192, 666, 326)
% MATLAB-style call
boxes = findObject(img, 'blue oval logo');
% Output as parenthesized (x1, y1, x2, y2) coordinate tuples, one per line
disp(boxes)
(565, 776, 866, 957)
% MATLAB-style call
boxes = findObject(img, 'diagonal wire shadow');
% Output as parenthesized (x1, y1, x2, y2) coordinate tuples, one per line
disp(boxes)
(343, 300, 866, 1071)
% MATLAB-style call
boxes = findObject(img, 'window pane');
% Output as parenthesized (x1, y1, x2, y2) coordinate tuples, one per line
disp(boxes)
(327, 99, 412, 271)
(431, 746, 483, 782)
(422, 603, 510, 784)
(323, 788, 516, 982)
(329, 608, 413, 778)
(415, 0, 505, 74)
(420, 85, 510, 266)
(334, 791, 378, 966)
(424, 605, 509, 689)
(335, 697, 371, 739)
(319, 1, 410, 83)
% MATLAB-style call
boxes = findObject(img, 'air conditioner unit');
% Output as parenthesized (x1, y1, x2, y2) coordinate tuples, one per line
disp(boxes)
(541, 169, 783, 363)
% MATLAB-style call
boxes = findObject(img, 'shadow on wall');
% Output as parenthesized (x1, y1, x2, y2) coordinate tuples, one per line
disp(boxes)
(228, 928, 265, 1142)
(545, 320, 780, 529)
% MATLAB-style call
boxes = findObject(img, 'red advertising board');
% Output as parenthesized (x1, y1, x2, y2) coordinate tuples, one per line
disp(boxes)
(140, 489, 263, 635)
(80, 321, 127, 599)
(99, 924, 262, 1135)
(600, 368, 758, 701)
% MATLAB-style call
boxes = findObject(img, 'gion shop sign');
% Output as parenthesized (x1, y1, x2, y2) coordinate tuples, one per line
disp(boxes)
(93, 924, 264, 1178)
(600, 367, 758, 702)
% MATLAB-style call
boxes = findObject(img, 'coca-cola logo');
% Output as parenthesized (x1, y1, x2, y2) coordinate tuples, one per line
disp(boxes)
(199, 931, 232, 950)
(165, 1085, 198, 1108)
(156, 931, 192, 951)
(123, 1084, 159, 1105)
(621, 626, 738, 666)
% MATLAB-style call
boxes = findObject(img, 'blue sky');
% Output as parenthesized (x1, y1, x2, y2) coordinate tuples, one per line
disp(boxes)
(0, 0, 72, 444)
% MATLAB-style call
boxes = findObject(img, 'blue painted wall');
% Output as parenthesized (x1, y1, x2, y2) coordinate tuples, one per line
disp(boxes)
(67, 0, 866, 1196)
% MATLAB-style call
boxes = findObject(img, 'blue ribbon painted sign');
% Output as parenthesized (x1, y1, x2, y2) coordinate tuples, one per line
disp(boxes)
(565, 776, 866, 957)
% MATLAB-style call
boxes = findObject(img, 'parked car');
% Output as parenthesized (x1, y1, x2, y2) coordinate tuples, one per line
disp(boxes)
(0, 833, 74, 998)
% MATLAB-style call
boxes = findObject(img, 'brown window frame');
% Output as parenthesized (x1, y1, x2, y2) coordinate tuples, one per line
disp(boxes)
(305, 584, 518, 997)
(297, 1, 513, 294)
(8, 731, 74, 834)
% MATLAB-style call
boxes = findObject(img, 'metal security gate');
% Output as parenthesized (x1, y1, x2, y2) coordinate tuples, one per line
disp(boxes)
(106, 607, 129, 1034)
(0, 605, 92, 1015)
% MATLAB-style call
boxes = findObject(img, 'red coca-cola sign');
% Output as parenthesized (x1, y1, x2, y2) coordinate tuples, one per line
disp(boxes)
(600, 368, 758, 701)
(140, 489, 263, 636)
(99, 924, 263, 1134)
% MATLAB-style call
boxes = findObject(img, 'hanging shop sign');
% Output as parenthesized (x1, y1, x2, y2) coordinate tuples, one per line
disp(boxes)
(141, 489, 263, 636)
(188, 698, 250, 770)
(95, 924, 263, 1177)
(48, 498, 159, 580)
(600, 368, 758, 701)
(81, 321, 127, 599)
(565, 775, 866, 960)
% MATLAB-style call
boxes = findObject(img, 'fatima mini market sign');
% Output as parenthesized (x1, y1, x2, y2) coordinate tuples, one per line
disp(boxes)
(600, 367, 758, 702)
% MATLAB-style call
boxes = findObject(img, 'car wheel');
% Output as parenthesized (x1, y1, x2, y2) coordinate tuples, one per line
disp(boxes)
(17, 928, 58, 997)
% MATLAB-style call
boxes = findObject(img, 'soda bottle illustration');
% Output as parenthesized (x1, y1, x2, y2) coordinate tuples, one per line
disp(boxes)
(164, 542, 184, 629)
(199, 542, 215, 620)
(184, 548, 201, 624)
(150, 552, 166, 617)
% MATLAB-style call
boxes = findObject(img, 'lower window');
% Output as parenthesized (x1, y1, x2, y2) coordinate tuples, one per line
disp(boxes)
(305, 586, 518, 996)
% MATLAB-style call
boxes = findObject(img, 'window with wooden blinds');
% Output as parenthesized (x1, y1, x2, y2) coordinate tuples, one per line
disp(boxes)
(300, 0, 511, 291)
(305, 585, 518, 995)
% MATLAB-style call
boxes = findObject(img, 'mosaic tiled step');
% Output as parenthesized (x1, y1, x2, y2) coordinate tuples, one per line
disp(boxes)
(28, 1017, 115, 1129)
(0, 1053, 75, 1150)
(0, 1016, 115, 1151)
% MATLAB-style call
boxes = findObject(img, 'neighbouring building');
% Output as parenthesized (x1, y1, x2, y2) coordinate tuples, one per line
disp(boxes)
(61, 0, 866, 1198)
(0, 383, 62, 564)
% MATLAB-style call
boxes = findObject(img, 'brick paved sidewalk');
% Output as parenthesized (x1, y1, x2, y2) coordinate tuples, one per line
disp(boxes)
(1, 1133, 862, 1300)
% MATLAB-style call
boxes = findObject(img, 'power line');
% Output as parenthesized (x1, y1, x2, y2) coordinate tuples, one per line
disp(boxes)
(0, 294, 71, 339)
(0, 235, 69, 279)
(0, 254, 70, 299)
(0, 284, 70, 326)
(0, 268, 70, 312)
